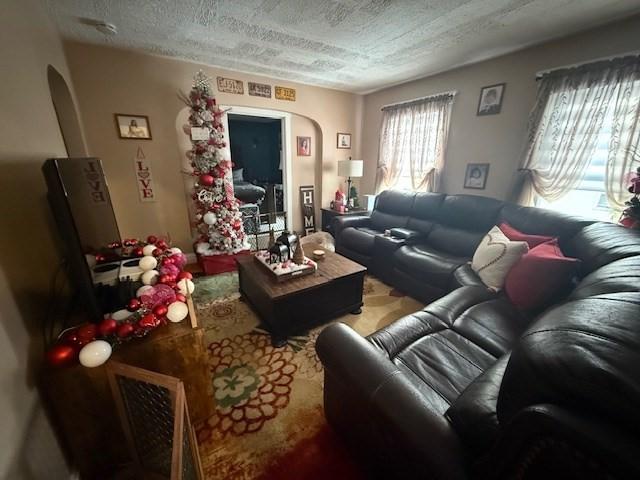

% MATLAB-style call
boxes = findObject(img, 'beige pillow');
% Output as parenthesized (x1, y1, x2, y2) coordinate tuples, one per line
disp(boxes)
(471, 226, 528, 290)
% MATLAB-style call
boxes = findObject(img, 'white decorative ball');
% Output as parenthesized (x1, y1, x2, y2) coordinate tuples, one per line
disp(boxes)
(138, 255, 158, 271)
(177, 279, 195, 295)
(136, 285, 154, 298)
(170, 247, 182, 255)
(166, 301, 189, 323)
(195, 242, 210, 255)
(141, 269, 159, 285)
(142, 244, 157, 256)
(203, 212, 217, 225)
(112, 309, 132, 321)
(79, 340, 112, 368)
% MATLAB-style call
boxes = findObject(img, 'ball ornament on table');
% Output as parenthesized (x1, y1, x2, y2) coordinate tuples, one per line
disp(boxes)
(138, 255, 158, 271)
(147, 235, 158, 244)
(142, 244, 157, 256)
(127, 298, 142, 311)
(47, 344, 77, 367)
(77, 324, 98, 344)
(169, 247, 182, 255)
(132, 247, 144, 257)
(203, 212, 217, 225)
(153, 305, 168, 317)
(152, 248, 162, 257)
(177, 271, 193, 281)
(141, 269, 159, 285)
(156, 239, 169, 250)
(78, 340, 112, 368)
(136, 285, 154, 298)
(112, 309, 132, 321)
(175, 293, 186, 303)
(116, 323, 134, 338)
(167, 301, 189, 323)
(177, 278, 195, 296)
(138, 313, 159, 329)
(98, 318, 117, 337)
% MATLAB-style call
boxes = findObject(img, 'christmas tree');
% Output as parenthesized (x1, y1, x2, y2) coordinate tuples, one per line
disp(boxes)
(184, 71, 247, 255)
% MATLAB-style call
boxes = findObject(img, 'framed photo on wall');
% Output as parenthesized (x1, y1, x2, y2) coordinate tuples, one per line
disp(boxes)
(337, 132, 351, 149)
(464, 163, 490, 189)
(476, 83, 505, 116)
(297, 136, 311, 156)
(115, 114, 152, 140)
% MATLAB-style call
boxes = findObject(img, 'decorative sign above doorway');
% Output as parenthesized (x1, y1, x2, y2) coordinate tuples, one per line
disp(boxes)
(248, 82, 272, 98)
(275, 86, 296, 102)
(299, 185, 316, 235)
(217, 77, 244, 95)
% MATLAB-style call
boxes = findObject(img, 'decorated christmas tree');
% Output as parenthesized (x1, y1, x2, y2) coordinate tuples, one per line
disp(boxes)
(183, 71, 248, 255)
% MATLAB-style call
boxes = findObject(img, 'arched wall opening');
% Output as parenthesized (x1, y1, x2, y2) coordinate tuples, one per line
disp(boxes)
(47, 65, 87, 157)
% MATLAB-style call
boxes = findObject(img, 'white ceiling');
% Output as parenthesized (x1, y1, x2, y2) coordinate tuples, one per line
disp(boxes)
(45, 0, 640, 93)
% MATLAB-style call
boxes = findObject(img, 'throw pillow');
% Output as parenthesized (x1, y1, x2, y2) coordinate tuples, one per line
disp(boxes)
(498, 222, 554, 249)
(505, 239, 580, 311)
(232, 168, 244, 182)
(471, 226, 529, 290)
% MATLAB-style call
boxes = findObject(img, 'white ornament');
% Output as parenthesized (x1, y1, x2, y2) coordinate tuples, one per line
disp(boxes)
(167, 301, 189, 323)
(170, 247, 183, 255)
(203, 212, 217, 225)
(112, 309, 132, 321)
(195, 242, 211, 255)
(136, 285, 154, 298)
(141, 269, 159, 285)
(178, 278, 195, 295)
(79, 340, 112, 368)
(138, 255, 158, 271)
(142, 244, 157, 256)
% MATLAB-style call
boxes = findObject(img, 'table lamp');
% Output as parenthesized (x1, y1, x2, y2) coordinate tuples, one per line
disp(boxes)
(338, 158, 363, 208)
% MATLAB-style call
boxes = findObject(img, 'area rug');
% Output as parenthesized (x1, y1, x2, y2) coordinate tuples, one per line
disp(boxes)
(192, 273, 423, 479)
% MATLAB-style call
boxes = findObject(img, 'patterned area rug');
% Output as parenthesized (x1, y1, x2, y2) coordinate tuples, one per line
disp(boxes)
(192, 273, 423, 479)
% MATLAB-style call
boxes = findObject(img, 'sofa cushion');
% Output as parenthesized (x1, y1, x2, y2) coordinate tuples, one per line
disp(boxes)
(569, 255, 640, 300)
(471, 226, 528, 290)
(395, 244, 469, 288)
(338, 226, 381, 256)
(498, 222, 554, 248)
(446, 353, 511, 452)
(370, 190, 415, 231)
(407, 192, 445, 235)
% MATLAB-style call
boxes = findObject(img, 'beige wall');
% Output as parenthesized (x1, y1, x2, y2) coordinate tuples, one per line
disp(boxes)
(64, 42, 361, 249)
(360, 15, 640, 200)
(0, 0, 77, 477)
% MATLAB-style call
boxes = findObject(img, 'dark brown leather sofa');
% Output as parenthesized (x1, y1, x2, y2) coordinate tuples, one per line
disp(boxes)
(318, 190, 640, 478)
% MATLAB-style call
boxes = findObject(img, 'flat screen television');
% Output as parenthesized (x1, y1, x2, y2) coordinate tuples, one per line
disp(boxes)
(43, 157, 139, 321)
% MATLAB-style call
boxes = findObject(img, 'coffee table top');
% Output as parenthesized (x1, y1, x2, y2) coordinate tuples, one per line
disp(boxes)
(236, 244, 366, 300)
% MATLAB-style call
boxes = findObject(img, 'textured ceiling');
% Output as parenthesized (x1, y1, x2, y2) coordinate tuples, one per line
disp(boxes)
(45, 0, 640, 93)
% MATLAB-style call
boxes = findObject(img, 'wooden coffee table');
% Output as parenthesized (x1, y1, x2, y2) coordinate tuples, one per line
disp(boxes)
(236, 244, 367, 346)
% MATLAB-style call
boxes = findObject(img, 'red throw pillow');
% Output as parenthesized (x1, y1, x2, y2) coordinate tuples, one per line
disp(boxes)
(505, 239, 580, 310)
(498, 222, 554, 249)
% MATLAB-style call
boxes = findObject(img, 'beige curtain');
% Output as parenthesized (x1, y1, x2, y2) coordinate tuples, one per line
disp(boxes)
(512, 56, 640, 208)
(375, 93, 454, 193)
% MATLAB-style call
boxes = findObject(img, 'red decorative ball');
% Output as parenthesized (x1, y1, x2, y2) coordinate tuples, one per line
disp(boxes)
(95, 254, 106, 263)
(162, 257, 174, 265)
(152, 248, 162, 257)
(77, 324, 98, 344)
(147, 235, 158, 244)
(127, 298, 142, 311)
(200, 174, 215, 186)
(153, 305, 168, 317)
(47, 344, 77, 367)
(138, 313, 160, 329)
(175, 293, 186, 303)
(177, 271, 193, 281)
(116, 323, 134, 338)
(132, 247, 144, 257)
(61, 329, 80, 345)
(156, 240, 169, 250)
(98, 318, 118, 337)
(158, 274, 171, 284)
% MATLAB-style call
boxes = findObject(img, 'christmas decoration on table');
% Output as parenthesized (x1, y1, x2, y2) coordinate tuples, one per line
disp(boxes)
(46, 235, 195, 369)
(181, 70, 249, 257)
(620, 166, 640, 229)
(254, 232, 317, 282)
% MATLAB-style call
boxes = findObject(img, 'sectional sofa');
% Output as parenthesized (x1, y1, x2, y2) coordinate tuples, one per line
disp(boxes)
(317, 190, 640, 478)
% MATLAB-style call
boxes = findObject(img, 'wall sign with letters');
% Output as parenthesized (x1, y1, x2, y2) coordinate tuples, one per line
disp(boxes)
(299, 185, 316, 235)
(248, 82, 271, 98)
(217, 77, 244, 94)
(275, 86, 296, 102)
(134, 147, 156, 202)
(83, 159, 107, 204)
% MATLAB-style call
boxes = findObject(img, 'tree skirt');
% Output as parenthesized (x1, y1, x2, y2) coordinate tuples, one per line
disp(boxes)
(192, 274, 423, 479)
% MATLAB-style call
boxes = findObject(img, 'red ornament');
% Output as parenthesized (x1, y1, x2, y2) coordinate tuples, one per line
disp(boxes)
(156, 239, 169, 249)
(47, 344, 77, 367)
(177, 271, 193, 281)
(61, 329, 80, 346)
(152, 248, 162, 257)
(138, 313, 160, 329)
(127, 298, 142, 311)
(116, 323, 134, 338)
(147, 235, 158, 244)
(95, 254, 106, 263)
(158, 274, 171, 284)
(132, 247, 144, 257)
(200, 174, 215, 186)
(77, 324, 98, 344)
(153, 305, 168, 317)
(98, 318, 118, 337)
(175, 293, 186, 303)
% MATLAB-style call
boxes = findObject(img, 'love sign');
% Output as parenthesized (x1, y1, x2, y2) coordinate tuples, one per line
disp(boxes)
(134, 147, 156, 202)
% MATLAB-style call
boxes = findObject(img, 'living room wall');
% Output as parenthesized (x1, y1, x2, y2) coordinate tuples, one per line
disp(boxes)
(0, 0, 79, 477)
(360, 14, 640, 200)
(64, 41, 360, 249)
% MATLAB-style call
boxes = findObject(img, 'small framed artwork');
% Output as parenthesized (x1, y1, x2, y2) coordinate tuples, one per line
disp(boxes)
(337, 132, 351, 149)
(476, 83, 506, 116)
(464, 163, 490, 189)
(115, 114, 152, 140)
(297, 136, 311, 156)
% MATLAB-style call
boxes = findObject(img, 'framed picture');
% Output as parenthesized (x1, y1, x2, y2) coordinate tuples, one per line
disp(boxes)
(337, 132, 351, 149)
(476, 83, 506, 116)
(115, 114, 152, 140)
(297, 136, 311, 156)
(464, 163, 490, 189)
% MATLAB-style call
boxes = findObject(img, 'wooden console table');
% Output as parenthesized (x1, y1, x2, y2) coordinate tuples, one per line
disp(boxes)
(40, 321, 212, 479)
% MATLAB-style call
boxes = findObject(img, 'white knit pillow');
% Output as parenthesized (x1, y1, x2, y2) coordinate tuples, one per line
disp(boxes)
(471, 226, 529, 290)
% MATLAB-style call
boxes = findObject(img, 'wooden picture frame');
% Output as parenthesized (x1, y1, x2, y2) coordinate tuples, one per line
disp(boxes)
(106, 361, 204, 479)
(476, 83, 506, 116)
(464, 163, 490, 190)
(297, 136, 311, 156)
(115, 114, 152, 140)
(337, 132, 351, 149)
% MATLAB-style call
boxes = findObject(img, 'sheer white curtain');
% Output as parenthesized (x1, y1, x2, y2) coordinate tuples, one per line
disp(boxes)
(512, 56, 640, 209)
(375, 93, 454, 193)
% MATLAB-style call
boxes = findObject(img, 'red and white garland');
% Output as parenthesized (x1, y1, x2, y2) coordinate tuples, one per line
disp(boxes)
(184, 71, 248, 255)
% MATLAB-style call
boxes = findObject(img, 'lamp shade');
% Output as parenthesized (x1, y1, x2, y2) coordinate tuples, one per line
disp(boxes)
(338, 159, 363, 178)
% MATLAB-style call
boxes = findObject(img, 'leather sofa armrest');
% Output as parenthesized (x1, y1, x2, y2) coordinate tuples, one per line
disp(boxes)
(390, 227, 425, 243)
(316, 323, 468, 479)
(332, 215, 371, 237)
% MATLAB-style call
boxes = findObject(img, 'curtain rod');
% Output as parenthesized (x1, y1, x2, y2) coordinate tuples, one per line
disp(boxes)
(535, 50, 640, 78)
(381, 90, 457, 110)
